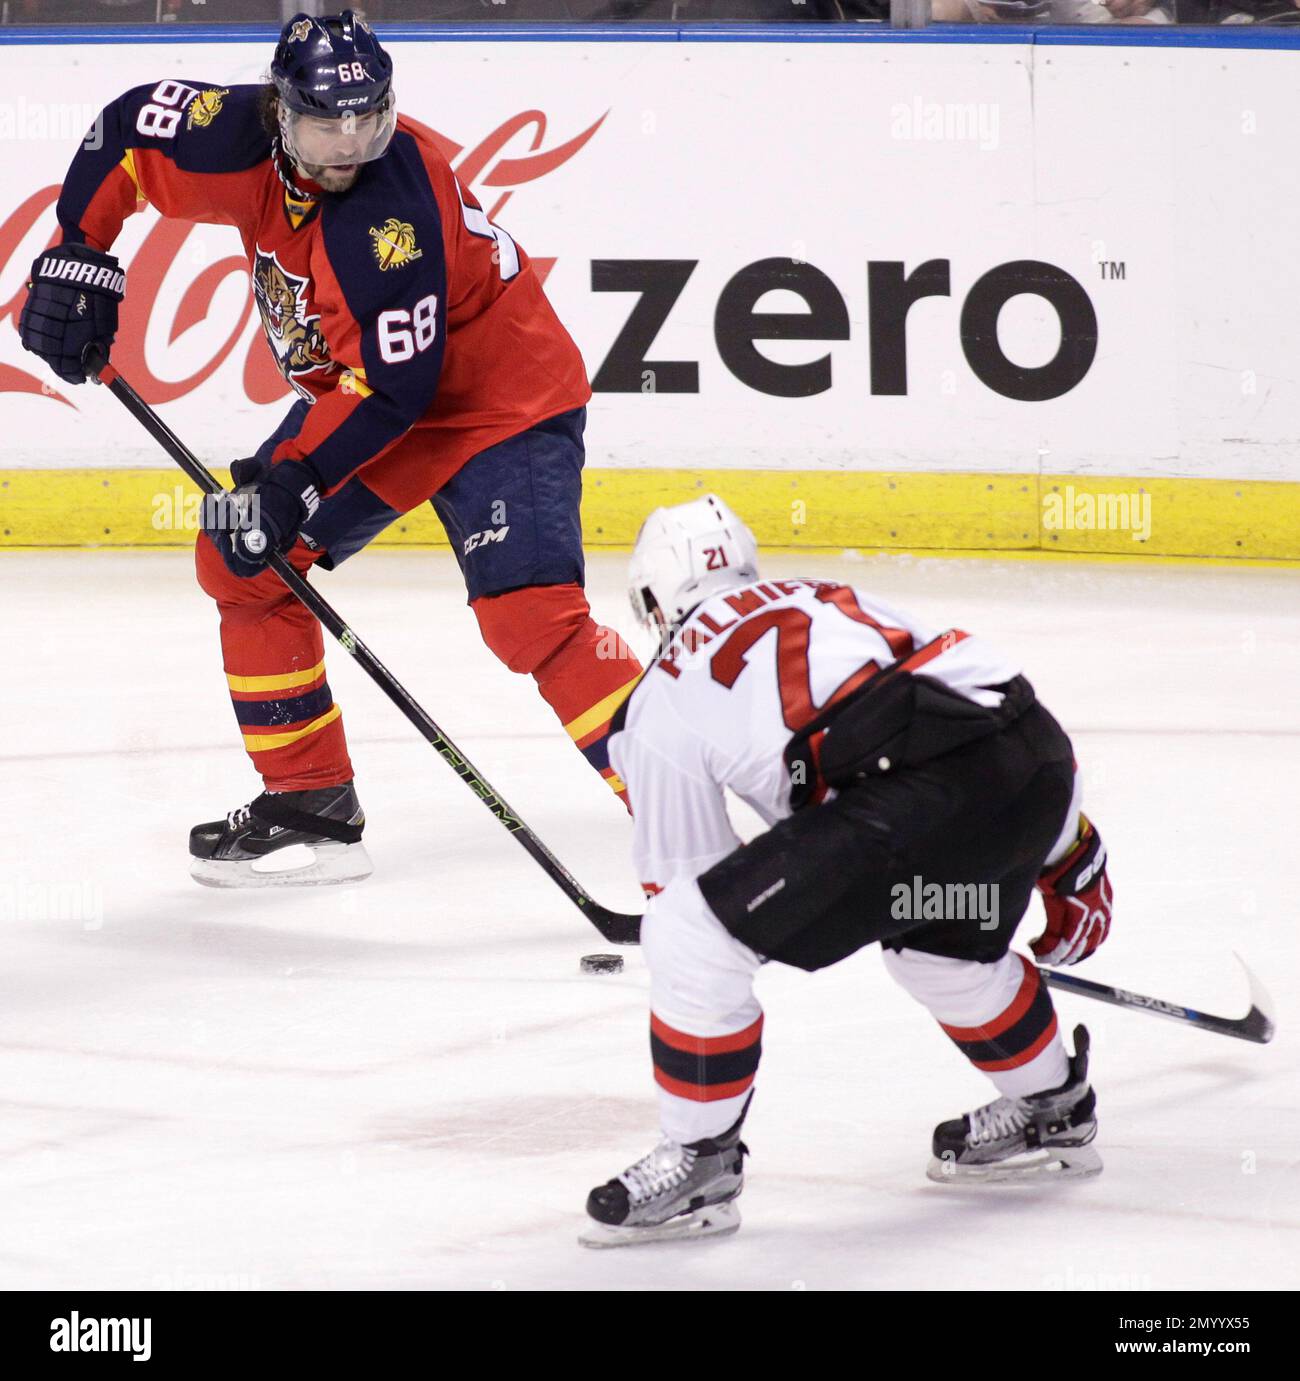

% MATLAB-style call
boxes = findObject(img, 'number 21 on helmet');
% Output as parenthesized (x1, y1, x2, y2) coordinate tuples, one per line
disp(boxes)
(628, 494, 760, 632)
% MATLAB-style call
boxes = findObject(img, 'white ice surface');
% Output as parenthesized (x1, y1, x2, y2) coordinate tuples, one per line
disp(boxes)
(1, 548, 1296, 1291)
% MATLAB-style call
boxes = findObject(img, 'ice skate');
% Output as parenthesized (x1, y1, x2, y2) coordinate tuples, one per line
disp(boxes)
(189, 782, 372, 888)
(927, 1024, 1102, 1184)
(579, 1120, 748, 1248)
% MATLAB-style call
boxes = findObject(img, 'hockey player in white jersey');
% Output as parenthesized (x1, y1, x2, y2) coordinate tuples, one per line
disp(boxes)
(581, 496, 1114, 1247)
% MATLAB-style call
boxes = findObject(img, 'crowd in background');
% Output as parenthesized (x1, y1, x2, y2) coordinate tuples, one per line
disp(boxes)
(1, 0, 1297, 31)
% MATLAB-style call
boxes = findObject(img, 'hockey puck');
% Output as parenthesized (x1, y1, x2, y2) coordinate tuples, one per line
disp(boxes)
(580, 953, 624, 976)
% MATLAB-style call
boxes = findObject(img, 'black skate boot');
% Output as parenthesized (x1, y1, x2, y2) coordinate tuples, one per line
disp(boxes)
(189, 782, 372, 888)
(580, 1113, 749, 1248)
(927, 1024, 1101, 1184)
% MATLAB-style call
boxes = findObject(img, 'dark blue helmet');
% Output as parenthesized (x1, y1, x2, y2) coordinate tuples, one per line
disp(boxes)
(270, 11, 397, 171)
(271, 10, 393, 118)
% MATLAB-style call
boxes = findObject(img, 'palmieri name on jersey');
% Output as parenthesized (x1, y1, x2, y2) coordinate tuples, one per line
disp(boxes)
(653, 578, 1017, 710)
(610, 577, 1022, 895)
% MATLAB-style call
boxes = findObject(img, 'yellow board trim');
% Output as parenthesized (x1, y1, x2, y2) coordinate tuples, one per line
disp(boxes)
(226, 658, 327, 695)
(241, 703, 341, 752)
(2, 469, 1298, 562)
(564, 672, 643, 743)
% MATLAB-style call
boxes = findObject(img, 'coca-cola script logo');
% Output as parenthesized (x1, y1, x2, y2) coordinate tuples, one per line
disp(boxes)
(0, 109, 606, 408)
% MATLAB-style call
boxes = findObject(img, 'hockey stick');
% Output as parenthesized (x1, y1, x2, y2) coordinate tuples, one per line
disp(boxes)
(84, 346, 641, 946)
(75, 345, 1284, 1013)
(1039, 953, 1275, 1044)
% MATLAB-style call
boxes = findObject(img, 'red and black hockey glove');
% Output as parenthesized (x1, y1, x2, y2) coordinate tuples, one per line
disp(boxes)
(201, 459, 321, 580)
(1031, 814, 1113, 967)
(19, 244, 125, 385)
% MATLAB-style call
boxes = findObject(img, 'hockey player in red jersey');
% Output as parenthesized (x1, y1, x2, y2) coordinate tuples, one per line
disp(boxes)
(581, 496, 1115, 1247)
(19, 11, 641, 886)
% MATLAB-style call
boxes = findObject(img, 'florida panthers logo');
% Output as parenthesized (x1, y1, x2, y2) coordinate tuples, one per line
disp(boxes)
(288, 18, 313, 42)
(251, 248, 335, 401)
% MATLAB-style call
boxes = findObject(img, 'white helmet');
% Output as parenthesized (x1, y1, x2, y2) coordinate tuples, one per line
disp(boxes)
(628, 494, 759, 631)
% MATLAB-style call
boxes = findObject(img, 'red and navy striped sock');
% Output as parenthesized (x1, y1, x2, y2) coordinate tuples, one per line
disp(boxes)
(650, 1011, 763, 1144)
(938, 954, 1067, 1097)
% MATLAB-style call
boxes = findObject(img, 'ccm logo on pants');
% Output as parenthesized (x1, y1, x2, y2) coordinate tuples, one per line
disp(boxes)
(463, 526, 510, 555)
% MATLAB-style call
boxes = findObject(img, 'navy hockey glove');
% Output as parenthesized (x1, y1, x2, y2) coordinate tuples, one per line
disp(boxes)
(202, 459, 322, 580)
(19, 244, 126, 384)
(229, 454, 270, 488)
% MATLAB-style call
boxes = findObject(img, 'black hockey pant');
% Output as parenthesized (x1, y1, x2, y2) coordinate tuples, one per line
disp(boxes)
(697, 700, 1076, 971)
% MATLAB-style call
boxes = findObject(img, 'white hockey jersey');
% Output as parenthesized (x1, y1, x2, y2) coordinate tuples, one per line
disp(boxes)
(608, 577, 1021, 898)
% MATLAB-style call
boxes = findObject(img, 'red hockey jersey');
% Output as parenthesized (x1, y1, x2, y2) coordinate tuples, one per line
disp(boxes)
(55, 79, 592, 511)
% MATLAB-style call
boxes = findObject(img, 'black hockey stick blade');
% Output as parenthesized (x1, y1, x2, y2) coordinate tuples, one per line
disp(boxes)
(1040, 953, 1275, 1044)
(85, 347, 642, 947)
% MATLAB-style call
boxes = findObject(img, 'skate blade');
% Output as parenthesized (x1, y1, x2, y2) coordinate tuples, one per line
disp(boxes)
(926, 1142, 1103, 1185)
(578, 1200, 741, 1249)
(190, 842, 374, 889)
